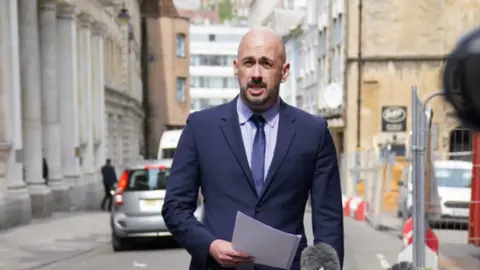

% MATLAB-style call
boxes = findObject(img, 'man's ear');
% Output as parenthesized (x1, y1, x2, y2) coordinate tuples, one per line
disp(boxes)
(281, 62, 290, 83)
(233, 59, 239, 77)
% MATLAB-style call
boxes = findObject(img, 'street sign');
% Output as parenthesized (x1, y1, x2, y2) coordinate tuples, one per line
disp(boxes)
(381, 106, 407, 132)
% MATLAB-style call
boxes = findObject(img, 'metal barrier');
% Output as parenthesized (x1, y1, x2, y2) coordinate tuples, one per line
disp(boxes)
(340, 86, 480, 269)
(341, 147, 403, 229)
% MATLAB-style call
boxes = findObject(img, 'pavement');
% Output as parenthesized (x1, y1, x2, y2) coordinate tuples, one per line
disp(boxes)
(435, 229, 480, 270)
(0, 211, 413, 270)
(0, 212, 110, 270)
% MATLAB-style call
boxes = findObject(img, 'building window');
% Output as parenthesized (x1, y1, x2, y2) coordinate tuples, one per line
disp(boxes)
(190, 76, 237, 89)
(176, 34, 186, 57)
(190, 54, 236, 66)
(176, 77, 187, 102)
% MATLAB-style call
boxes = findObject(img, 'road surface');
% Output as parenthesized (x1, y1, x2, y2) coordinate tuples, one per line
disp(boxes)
(0, 212, 408, 270)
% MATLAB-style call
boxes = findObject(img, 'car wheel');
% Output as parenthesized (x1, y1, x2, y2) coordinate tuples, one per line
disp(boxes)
(112, 233, 126, 252)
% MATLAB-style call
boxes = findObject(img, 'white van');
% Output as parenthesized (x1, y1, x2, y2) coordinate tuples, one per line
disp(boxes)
(157, 129, 183, 160)
(398, 160, 472, 224)
(429, 160, 472, 223)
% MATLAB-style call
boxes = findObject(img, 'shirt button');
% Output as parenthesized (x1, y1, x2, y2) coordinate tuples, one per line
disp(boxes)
(255, 207, 261, 213)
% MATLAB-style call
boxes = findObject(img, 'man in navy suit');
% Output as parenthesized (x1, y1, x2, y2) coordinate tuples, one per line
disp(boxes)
(162, 27, 344, 270)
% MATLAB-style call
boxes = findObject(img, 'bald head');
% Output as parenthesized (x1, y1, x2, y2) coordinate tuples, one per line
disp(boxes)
(233, 26, 290, 113)
(238, 27, 286, 62)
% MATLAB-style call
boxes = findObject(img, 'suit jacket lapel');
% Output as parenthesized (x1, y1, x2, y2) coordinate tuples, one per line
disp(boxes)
(220, 98, 257, 195)
(259, 102, 296, 202)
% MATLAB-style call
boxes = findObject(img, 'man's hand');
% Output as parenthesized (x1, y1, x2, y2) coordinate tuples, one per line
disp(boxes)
(209, 239, 253, 267)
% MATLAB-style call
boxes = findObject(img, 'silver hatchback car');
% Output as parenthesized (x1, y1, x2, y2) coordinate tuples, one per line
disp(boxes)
(110, 159, 203, 251)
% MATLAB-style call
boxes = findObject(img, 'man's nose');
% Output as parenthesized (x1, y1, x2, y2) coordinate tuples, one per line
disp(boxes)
(251, 75, 262, 83)
(251, 64, 262, 78)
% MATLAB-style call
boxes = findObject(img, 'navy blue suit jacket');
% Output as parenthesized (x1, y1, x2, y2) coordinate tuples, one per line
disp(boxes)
(162, 98, 344, 270)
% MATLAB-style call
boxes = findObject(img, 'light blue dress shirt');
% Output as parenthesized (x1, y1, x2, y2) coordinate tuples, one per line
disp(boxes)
(236, 97, 280, 179)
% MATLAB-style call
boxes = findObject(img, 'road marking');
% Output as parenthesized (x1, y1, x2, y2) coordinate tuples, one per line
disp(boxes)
(376, 253, 391, 269)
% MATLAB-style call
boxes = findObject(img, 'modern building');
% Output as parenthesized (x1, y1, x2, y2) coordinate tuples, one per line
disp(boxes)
(144, 0, 191, 159)
(0, 0, 145, 229)
(189, 23, 249, 112)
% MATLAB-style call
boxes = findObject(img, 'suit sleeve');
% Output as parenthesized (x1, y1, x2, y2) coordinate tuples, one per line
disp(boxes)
(161, 113, 216, 265)
(310, 120, 345, 268)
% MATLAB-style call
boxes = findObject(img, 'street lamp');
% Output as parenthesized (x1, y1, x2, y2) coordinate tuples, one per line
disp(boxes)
(117, 8, 130, 24)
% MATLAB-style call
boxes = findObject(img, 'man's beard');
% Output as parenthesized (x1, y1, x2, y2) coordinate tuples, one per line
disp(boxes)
(240, 86, 277, 107)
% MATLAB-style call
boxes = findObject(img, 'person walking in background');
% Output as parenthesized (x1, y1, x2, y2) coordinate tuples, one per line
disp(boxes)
(43, 157, 49, 184)
(101, 158, 117, 211)
(161, 27, 344, 270)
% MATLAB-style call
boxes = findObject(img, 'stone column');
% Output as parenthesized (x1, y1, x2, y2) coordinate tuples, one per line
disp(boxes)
(92, 22, 106, 167)
(0, 0, 32, 229)
(18, 0, 53, 218)
(57, 4, 82, 210)
(106, 112, 114, 164)
(77, 13, 96, 209)
(91, 21, 107, 204)
(116, 115, 124, 167)
(39, 0, 69, 211)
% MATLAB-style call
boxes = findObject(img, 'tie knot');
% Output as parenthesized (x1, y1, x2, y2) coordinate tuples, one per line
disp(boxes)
(250, 114, 266, 128)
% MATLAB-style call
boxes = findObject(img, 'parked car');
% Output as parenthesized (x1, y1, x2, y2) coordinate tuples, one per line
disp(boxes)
(110, 159, 204, 251)
(397, 160, 472, 226)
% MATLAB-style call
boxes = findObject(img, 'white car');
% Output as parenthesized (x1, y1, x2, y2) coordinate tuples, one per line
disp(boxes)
(397, 160, 471, 225)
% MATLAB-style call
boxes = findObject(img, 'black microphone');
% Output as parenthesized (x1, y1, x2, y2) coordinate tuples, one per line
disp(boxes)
(387, 261, 415, 270)
(443, 26, 480, 130)
(300, 243, 340, 270)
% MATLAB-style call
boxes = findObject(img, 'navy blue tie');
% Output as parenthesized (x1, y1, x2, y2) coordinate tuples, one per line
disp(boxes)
(250, 115, 266, 195)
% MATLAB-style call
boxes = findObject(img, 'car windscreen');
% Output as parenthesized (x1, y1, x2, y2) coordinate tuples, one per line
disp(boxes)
(435, 167, 472, 188)
(125, 168, 170, 191)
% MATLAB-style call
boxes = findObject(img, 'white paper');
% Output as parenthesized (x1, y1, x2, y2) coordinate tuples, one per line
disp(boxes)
(231, 211, 301, 269)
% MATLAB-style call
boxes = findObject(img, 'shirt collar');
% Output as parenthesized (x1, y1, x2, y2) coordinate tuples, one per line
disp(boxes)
(237, 97, 280, 128)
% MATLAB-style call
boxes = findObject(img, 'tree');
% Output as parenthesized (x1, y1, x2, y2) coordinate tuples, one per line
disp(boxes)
(218, 0, 233, 22)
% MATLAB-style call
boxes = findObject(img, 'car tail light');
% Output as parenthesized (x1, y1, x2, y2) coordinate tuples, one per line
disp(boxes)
(115, 171, 129, 206)
(114, 193, 124, 205)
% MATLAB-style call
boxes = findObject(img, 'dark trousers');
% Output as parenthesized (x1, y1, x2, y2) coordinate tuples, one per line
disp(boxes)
(101, 184, 112, 211)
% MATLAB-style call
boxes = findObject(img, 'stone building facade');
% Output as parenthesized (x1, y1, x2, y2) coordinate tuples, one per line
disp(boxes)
(341, 0, 480, 195)
(0, 0, 144, 229)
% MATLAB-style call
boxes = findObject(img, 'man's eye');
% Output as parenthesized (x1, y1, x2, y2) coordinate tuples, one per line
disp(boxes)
(244, 61, 253, 66)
